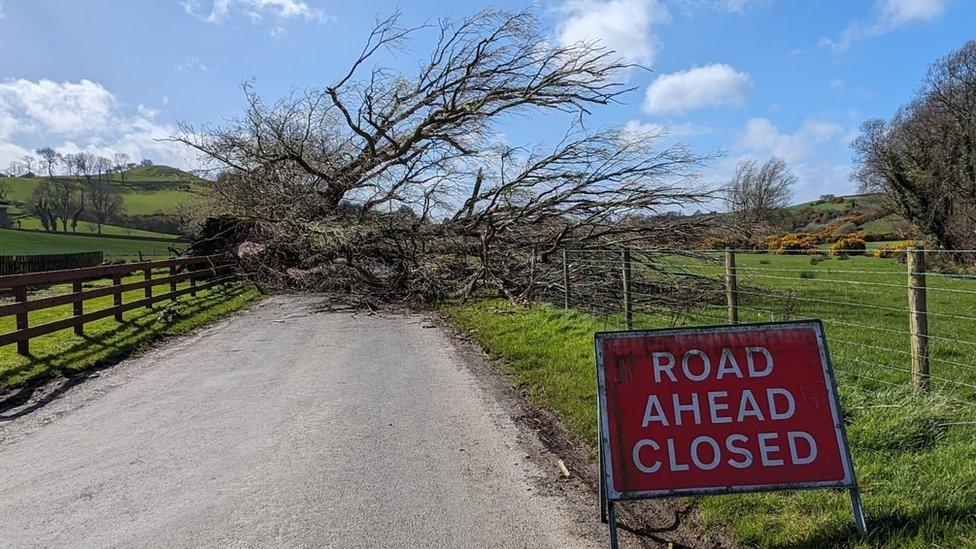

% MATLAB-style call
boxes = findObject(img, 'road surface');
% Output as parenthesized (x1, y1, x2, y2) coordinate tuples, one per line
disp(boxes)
(0, 296, 604, 548)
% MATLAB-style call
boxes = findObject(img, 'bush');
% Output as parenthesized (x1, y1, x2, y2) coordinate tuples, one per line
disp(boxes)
(829, 234, 867, 256)
(699, 235, 754, 250)
(874, 240, 919, 259)
(766, 233, 818, 254)
(798, 271, 816, 279)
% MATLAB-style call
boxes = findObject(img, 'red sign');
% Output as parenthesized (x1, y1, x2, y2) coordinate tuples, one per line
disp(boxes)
(596, 321, 855, 500)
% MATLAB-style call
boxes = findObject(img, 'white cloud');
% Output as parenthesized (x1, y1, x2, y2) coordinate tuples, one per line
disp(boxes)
(0, 79, 115, 136)
(623, 119, 711, 139)
(555, 0, 670, 66)
(174, 54, 209, 72)
(737, 117, 844, 163)
(820, 0, 948, 53)
(0, 78, 196, 169)
(674, 0, 772, 14)
(0, 2, 5, 19)
(731, 117, 855, 200)
(642, 63, 752, 115)
(182, 0, 327, 24)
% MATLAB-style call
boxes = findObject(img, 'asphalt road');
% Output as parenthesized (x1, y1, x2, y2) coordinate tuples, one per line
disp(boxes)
(0, 296, 603, 548)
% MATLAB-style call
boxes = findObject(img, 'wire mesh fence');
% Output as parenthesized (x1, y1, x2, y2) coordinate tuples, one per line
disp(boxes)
(536, 247, 976, 406)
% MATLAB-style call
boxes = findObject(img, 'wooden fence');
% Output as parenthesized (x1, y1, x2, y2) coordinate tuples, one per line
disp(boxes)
(0, 255, 236, 356)
(0, 251, 105, 276)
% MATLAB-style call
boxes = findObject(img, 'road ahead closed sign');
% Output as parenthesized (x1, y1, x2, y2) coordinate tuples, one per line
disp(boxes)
(595, 321, 857, 500)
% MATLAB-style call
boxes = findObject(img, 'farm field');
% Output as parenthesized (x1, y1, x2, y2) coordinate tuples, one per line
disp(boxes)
(443, 251, 976, 547)
(0, 229, 182, 259)
(1, 175, 203, 216)
(0, 272, 259, 390)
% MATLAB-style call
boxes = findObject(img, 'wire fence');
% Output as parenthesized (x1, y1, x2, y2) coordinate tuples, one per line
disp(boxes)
(536, 247, 976, 406)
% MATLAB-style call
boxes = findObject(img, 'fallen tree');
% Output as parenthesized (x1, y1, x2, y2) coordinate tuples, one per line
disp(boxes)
(177, 9, 721, 305)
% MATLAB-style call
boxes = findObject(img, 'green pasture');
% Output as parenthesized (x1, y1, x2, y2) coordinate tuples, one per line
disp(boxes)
(0, 229, 182, 259)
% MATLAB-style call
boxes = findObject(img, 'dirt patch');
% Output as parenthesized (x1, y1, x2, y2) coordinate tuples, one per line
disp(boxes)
(433, 310, 737, 549)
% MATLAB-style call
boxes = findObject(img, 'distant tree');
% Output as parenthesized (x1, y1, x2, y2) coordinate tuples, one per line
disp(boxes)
(0, 179, 8, 201)
(724, 157, 796, 230)
(35, 180, 85, 232)
(93, 156, 113, 181)
(0, 207, 12, 229)
(113, 152, 131, 187)
(86, 180, 124, 234)
(28, 183, 57, 232)
(36, 147, 61, 179)
(7, 161, 25, 177)
(854, 40, 976, 250)
(140, 158, 153, 167)
(20, 154, 36, 176)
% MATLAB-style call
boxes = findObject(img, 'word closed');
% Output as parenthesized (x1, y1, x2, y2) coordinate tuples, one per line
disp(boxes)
(596, 321, 855, 499)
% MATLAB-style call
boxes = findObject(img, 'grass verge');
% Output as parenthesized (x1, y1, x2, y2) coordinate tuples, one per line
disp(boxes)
(442, 298, 976, 547)
(1, 277, 260, 391)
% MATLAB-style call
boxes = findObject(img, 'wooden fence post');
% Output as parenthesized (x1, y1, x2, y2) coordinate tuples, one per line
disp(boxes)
(112, 273, 124, 322)
(563, 250, 570, 309)
(143, 267, 153, 309)
(622, 250, 633, 330)
(169, 265, 178, 301)
(73, 280, 84, 336)
(14, 285, 28, 356)
(908, 249, 930, 391)
(725, 248, 739, 324)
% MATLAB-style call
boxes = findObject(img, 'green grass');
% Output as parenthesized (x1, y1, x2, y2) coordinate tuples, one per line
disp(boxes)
(1, 173, 204, 216)
(12, 215, 176, 238)
(443, 252, 976, 547)
(0, 228, 182, 259)
(0, 275, 260, 391)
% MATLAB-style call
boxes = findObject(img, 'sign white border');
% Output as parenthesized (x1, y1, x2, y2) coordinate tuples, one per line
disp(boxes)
(595, 320, 858, 501)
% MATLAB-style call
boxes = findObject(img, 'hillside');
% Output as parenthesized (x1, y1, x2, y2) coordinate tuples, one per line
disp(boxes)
(0, 165, 203, 258)
(1, 165, 206, 218)
(784, 193, 911, 241)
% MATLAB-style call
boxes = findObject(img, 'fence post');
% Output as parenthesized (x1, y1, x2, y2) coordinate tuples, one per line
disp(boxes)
(190, 271, 198, 297)
(907, 249, 930, 391)
(725, 248, 739, 324)
(143, 267, 153, 309)
(73, 280, 84, 336)
(14, 285, 28, 356)
(563, 250, 570, 309)
(113, 273, 124, 322)
(622, 250, 633, 330)
(169, 265, 178, 301)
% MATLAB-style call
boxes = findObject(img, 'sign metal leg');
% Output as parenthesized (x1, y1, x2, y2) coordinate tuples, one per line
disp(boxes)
(598, 412, 608, 523)
(607, 500, 619, 549)
(849, 487, 867, 535)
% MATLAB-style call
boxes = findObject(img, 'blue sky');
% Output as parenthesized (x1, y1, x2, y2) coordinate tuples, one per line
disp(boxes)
(0, 0, 973, 203)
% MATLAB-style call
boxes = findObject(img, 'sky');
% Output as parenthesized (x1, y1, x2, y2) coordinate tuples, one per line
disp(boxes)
(0, 0, 973, 204)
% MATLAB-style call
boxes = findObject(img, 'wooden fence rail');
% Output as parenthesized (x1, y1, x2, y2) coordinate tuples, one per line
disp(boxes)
(0, 255, 237, 356)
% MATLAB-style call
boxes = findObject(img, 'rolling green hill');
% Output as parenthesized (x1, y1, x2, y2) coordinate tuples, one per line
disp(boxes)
(785, 193, 911, 239)
(0, 165, 202, 260)
(1, 165, 205, 217)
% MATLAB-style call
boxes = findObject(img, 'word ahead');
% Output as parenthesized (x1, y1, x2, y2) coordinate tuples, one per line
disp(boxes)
(594, 321, 865, 547)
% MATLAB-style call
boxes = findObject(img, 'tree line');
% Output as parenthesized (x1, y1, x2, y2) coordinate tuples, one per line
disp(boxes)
(18, 149, 139, 234)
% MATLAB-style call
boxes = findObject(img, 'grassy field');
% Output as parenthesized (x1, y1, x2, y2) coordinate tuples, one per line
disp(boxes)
(0, 274, 259, 391)
(443, 251, 976, 547)
(0, 228, 182, 259)
(2, 175, 202, 216)
(12, 215, 176, 239)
